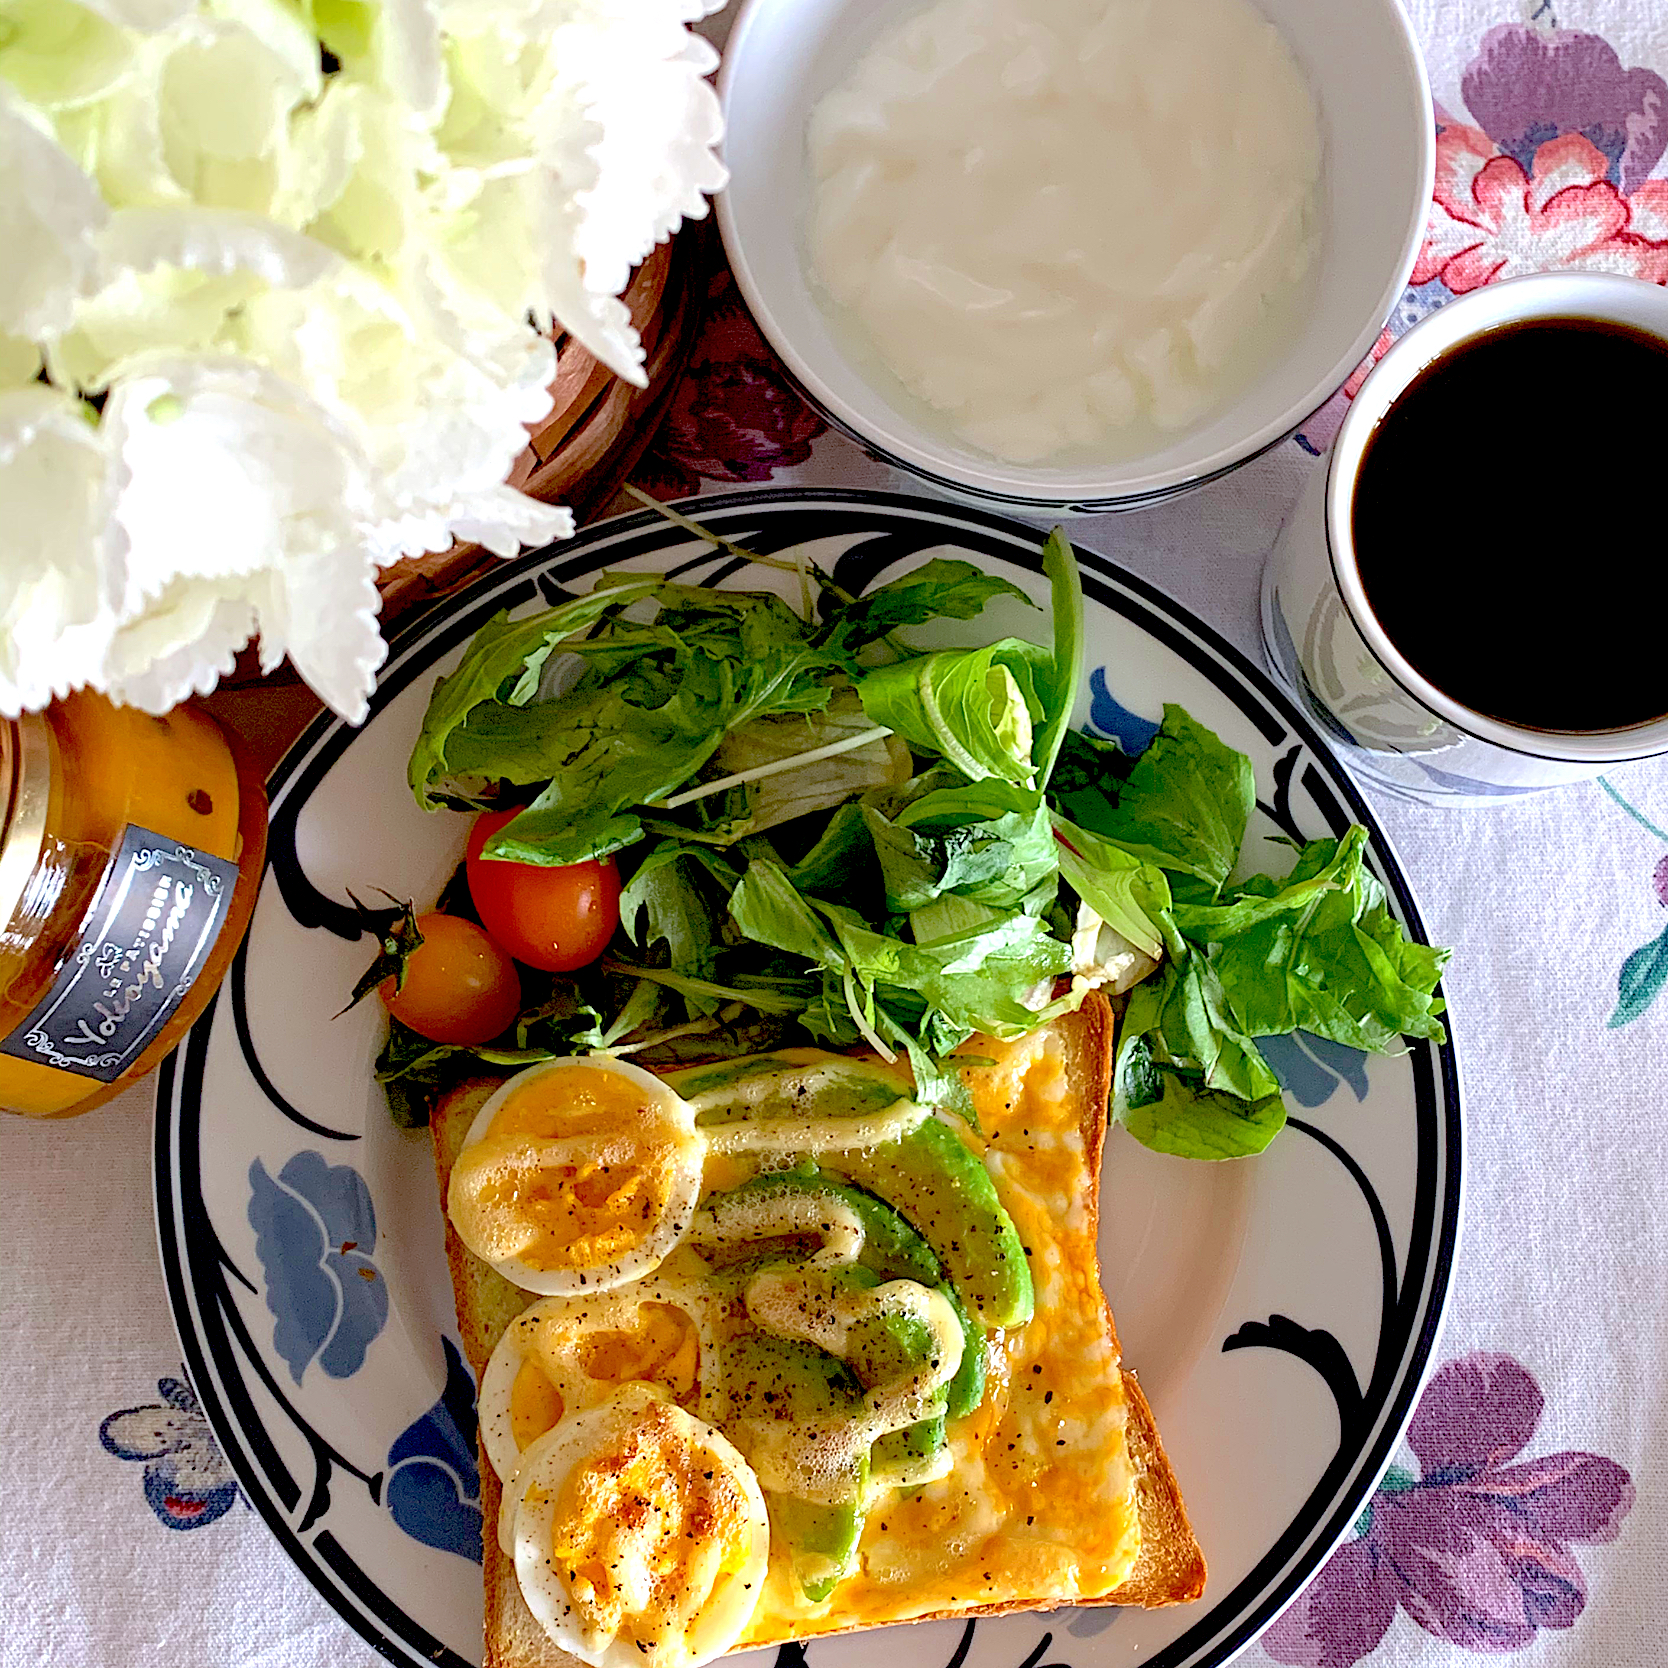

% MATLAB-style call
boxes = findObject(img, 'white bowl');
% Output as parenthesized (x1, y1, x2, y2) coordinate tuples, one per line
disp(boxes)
(717, 0, 1434, 511)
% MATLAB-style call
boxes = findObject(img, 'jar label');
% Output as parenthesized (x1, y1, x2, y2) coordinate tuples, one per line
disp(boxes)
(0, 825, 240, 1084)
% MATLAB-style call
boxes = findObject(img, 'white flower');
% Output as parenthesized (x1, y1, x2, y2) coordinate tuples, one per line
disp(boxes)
(102, 355, 387, 718)
(0, 0, 725, 722)
(0, 87, 109, 336)
(0, 385, 126, 713)
(431, 0, 728, 382)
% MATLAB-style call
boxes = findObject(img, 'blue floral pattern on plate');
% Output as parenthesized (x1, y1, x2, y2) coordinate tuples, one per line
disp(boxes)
(386, 1339, 483, 1563)
(100, 1372, 241, 1531)
(248, 1151, 388, 1384)
(1087, 668, 1160, 756)
(1259, 1033, 1371, 1109)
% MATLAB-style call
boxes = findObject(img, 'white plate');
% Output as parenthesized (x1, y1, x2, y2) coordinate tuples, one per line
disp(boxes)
(155, 489, 1461, 1668)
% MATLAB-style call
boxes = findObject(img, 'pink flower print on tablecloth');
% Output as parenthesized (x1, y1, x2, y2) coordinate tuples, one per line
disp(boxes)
(1414, 127, 1668, 294)
(1262, 1353, 1634, 1667)
(633, 264, 827, 499)
(1296, 25, 1668, 455)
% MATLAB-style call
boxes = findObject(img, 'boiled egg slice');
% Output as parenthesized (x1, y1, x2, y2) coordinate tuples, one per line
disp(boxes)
(448, 1058, 704, 1295)
(478, 1282, 710, 1484)
(507, 1384, 769, 1668)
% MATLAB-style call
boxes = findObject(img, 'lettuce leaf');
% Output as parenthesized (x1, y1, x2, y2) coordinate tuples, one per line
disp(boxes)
(1076, 704, 1254, 896)
(1114, 1033, 1288, 1159)
(408, 580, 658, 809)
(820, 557, 1032, 650)
(1210, 835, 1449, 1050)
(1049, 812, 1169, 961)
(857, 641, 1046, 785)
(865, 780, 1056, 913)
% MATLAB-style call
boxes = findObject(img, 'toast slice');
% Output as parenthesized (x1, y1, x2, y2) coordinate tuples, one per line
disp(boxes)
(429, 994, 1204, 1667)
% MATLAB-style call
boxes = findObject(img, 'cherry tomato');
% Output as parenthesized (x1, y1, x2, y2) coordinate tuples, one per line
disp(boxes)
(379, 912, 522, 1045)
(467, 808, 622, 972)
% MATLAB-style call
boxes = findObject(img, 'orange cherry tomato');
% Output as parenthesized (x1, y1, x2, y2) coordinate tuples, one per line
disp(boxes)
(379, 912, 522, 1045)
(466, 809, 622, 972)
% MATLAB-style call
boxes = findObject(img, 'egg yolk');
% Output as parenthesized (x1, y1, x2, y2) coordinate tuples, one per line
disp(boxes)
(576, 1303, 700, 1404)
(510, 1304, 702, 1454)
(450, 1069, 692, 1272)
(510, 1359, 566, 1452)
(548, 1402, 756, 1660)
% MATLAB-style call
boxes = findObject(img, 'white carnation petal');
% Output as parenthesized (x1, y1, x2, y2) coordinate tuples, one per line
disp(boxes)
(0, 334, 42, 387)
(0, 387, 126, 714)
(533, 171, 646, 385)
(0, 88, 109, 337)
(105, 355, 372, 600)
(251, 543, 387, 724)
(569, 27, 726, 296)
(375, 0, 447, 126)
(101, 587, 257, 713)
(447, 485, 573, 558)
(208, 0, 325, 102)
(55, 211, 347, 392)
(98, 204, 341, 289)
(75, 0, 196, 33)
(0, 0, 137, 110)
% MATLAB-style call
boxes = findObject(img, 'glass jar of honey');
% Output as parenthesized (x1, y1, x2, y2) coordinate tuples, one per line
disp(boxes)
(0, 692, 266, 1118)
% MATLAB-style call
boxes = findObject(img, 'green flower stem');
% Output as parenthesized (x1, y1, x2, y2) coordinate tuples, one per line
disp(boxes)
(1599, 776, 1668, 845)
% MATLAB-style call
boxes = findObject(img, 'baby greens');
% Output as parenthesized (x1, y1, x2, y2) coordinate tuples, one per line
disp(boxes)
(400, 529, 1448, 1158)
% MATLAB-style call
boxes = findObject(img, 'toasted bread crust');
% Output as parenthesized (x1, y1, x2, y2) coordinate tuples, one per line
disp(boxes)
(428, 996, 1204, 1667)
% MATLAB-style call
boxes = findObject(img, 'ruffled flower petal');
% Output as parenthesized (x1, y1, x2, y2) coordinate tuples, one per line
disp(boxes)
(0, 0, 137, 110)
(0, 385, 126, 713)
(0, 87, 109, 336)
(101, 354, 390, 717)
(0, 332, 42, 385)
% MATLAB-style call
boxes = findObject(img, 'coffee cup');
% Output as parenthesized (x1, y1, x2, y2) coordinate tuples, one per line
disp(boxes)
(1262, 271, 1668, 805)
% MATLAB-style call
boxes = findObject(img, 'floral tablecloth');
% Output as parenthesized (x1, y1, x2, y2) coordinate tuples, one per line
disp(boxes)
(5, 4, 1668, 1666)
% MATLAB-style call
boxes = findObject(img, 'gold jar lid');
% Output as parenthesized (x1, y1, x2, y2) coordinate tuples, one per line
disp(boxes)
(0, 713, 52, 937)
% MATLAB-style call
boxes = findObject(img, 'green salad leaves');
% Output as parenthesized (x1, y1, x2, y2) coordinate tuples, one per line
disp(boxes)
(398, 527, 1448, 1158)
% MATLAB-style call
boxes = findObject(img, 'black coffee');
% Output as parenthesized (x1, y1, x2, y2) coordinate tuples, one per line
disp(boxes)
(1351, 316, 1668, 733)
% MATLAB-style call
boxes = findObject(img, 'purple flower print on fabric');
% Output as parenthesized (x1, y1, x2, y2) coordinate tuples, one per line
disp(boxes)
(1262, 1353, 1633, 1667)
(1462, 25, 1668, 193)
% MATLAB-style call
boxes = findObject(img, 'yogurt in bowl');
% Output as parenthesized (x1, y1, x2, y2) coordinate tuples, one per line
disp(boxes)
(717, 0, 1433, 510)
(805, 0, 1324, 469)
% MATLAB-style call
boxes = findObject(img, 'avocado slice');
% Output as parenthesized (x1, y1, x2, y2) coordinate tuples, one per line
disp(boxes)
(716, 1331, 869, 1600)
(935, 1278, 985, 1422)
(870, 1411, 948, 1489)
(696, 1169, 986, 1422)
(826, 1114, 1034, 1330)
(767, 1493, 865, 1603)
(696, 1166, 941, 1284)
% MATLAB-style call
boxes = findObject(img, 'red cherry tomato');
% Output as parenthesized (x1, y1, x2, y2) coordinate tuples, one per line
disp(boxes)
(379, 912, 521, 1045)
(466, 809, 622, 972)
